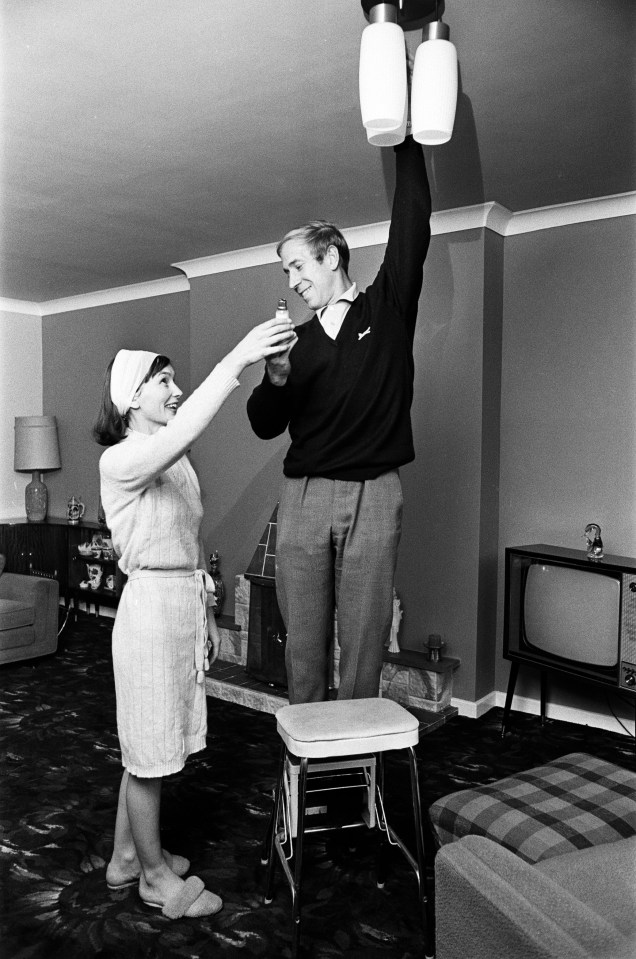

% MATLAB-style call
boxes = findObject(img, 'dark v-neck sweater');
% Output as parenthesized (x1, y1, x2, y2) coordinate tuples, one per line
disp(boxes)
(247, 137, 431, 482)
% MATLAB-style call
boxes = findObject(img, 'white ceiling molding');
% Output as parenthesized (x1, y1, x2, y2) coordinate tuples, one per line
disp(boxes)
(175, 192, 636, 271)
(504, 191, 636, 236)
(173, 244, 279, 279)
(0, 298, 44, 317)
(171, 205, 510, 279)
(5, 276, 190, 318)
(4, 193, 634, 318)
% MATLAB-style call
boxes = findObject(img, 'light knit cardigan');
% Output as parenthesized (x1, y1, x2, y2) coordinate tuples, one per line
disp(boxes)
(99, 363, 239, 576)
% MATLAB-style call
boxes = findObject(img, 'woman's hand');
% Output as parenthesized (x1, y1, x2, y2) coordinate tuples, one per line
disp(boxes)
(222, 318, 297, 379)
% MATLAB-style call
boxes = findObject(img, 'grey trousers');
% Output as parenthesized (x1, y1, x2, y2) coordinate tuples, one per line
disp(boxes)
(275, 471, 403, 704)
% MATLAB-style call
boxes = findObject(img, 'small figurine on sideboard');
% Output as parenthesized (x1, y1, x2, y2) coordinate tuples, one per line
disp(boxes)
(387, 588, 403, 653)
(584, 522, 604, 560)
(66, 496, 85, 525)
(424, 633, 445, 663)
(209, 550, 225, 618)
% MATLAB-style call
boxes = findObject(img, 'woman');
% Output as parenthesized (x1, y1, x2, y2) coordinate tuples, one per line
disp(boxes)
(94, 316, 296, 919)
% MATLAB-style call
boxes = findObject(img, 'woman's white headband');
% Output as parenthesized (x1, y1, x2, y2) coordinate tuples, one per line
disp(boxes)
(110, 349, 159, 418)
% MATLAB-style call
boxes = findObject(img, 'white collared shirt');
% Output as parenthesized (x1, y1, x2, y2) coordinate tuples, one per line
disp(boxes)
(316, 283, 358, 340)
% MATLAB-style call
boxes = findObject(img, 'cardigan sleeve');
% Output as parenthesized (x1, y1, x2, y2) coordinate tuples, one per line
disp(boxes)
(101, 364, 239, 492)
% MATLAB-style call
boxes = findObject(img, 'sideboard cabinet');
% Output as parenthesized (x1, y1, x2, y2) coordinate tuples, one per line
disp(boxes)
(0, 516, 124, 615)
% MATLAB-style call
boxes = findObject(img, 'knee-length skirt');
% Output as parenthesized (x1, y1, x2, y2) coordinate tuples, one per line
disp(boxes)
(112, 570, 208, 777)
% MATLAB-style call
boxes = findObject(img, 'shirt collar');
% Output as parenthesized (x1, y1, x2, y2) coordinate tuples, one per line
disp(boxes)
(316, 283, 358, 320)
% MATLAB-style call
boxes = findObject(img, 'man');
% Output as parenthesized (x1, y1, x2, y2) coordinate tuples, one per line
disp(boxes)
(247, 135, 431, 704)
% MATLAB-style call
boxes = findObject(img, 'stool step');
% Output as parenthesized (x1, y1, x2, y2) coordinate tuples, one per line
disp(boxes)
(285, 755, 376, 836)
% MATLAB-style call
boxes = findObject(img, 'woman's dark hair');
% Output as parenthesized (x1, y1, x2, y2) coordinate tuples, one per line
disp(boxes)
(93, 354, 171, 446)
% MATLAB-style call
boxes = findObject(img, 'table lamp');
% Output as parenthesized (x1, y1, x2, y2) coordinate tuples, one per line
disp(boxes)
(14, 416, 62, 522)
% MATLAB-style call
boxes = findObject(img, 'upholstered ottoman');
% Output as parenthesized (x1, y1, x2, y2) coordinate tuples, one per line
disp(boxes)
(428, 752, 636, 864)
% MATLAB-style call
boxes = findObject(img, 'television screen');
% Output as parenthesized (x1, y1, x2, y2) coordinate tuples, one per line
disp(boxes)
(523, 562, 620, 668)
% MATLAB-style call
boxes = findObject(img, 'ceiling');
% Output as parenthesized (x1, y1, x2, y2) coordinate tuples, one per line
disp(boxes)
(1, 0, 634, 305)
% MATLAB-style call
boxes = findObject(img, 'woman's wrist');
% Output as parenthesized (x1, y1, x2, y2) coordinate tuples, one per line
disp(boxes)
(217, 351, 246, 382)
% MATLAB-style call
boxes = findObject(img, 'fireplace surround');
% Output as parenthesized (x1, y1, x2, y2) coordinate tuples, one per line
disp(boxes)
(210, 505, 459, 718)
(244, 507, 288, 689)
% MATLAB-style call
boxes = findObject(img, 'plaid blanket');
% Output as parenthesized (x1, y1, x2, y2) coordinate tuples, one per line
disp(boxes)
(428, 752, 636, 864)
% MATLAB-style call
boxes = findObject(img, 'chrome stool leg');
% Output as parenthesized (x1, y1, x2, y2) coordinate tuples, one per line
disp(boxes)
(375, 748, 433, 959)
(264, 745, 286, 903)
(290, 756, 309, 959)
(407, 746, 434, 959)
(374, 753, 389, 889)
(263, 749, 309, 959)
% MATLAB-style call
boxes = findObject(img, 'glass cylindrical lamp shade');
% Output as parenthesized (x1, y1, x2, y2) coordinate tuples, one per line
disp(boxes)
(366, 88, 408, 146)
(411, 27, 458, 145)
(359, 19, 407, 131)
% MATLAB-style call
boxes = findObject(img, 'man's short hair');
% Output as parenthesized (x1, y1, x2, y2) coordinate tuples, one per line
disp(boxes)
(276, 219, 350, 275)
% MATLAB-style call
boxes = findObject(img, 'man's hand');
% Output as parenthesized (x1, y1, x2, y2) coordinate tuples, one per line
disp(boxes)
(266, 335, 296, 386)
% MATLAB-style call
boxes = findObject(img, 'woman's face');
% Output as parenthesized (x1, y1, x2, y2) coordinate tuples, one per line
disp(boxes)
(130, 365, 182, 433)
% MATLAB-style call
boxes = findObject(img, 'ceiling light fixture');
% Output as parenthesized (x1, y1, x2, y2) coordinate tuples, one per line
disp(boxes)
(411, 4, 458, 145)
(359, 3, 407, 135)
(359, 0, 457, 148)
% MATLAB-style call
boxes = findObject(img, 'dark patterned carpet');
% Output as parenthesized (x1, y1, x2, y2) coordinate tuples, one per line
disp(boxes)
(1, 618, 634, 959)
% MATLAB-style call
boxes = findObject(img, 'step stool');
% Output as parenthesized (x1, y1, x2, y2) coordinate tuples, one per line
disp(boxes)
(261, 697, 433, 959)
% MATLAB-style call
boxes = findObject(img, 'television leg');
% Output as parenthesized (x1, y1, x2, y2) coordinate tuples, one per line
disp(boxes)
(501, 663, 518, 737)
(540, 670, 548, 725)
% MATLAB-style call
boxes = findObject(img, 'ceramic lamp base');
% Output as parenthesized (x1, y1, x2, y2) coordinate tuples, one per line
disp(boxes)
(25, 471, 48, 522)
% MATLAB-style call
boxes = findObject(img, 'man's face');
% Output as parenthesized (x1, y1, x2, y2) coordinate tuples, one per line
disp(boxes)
(280, 237, 339, 312)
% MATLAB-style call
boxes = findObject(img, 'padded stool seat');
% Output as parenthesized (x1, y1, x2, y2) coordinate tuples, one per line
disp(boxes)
(276, 697, 419, 757)
(263, 697, 433, 959)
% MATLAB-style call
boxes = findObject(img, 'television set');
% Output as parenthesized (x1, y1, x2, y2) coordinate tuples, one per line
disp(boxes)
(504, 544, 636, 693)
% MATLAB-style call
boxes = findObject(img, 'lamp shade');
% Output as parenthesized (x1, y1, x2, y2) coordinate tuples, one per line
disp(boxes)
(14, 416, 61, 471)
(411, 23, 458, 145)
(359, 17, 407, 131)
(366, 87, 408, 146)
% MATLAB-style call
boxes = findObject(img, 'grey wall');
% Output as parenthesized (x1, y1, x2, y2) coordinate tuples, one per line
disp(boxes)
(187, 228, 499, 703)
(187, 254, 384, 615)
(402, 227, 501, 701)
(498, 215, 636, 716)
(35, 210, 636, 718)
(42, 292, 191, 523)
(0, 309, 43, 517)
(187, 264, 295, 601)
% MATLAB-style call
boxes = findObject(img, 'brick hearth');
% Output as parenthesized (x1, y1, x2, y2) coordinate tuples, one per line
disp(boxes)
(205, 575, 459, 734)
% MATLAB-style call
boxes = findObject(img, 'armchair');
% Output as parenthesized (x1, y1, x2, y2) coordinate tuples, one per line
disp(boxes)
(434, 833, 636, 959)
(0, 556, 59, 664)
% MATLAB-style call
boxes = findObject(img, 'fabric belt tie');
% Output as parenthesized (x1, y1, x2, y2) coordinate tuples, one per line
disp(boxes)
(127, 568, 215, 684)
